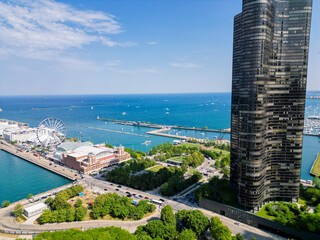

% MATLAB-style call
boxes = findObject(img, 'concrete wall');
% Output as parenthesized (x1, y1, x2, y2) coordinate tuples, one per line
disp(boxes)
(199, 199, 319, 240)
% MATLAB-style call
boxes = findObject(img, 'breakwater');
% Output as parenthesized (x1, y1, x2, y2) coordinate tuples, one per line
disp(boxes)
(99, 118, 320, 137)
(98, 118, 231, 133)
(0, 140, 80, 181)
(67, 123, 150, 137)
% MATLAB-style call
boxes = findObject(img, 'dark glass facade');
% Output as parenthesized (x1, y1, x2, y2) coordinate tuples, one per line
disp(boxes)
(230, 0, 312, 210)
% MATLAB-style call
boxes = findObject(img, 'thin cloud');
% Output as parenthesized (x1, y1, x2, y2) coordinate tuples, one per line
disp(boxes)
(146, 41, 157, 45)
(105, 60, 121, 67)
(112, 67, 161, 74)
(0, 0, 133, 55)
(170, 62, 202, 68)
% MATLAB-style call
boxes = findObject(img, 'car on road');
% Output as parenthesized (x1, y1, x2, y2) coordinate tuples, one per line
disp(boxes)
(139, 195, 143, 198)
(115, 189, 119, 191)
(110, 183, 113, 185)
(234, 222, 240, 226)
(159, 198, 165, 202)
(125, 191, 130, 194)
(104, 188, 108, 191)
(117, 185, 122, 188)
(145, 196, 149, 199)
(127, 194, 132, 198)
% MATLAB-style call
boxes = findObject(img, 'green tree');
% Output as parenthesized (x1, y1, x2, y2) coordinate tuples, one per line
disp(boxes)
(51, 196, 71, 210)
(75, 206, 87, 221)
(39, 209, 52, 224)
(27, 193, 33, 199)
(75, 199, 83, 208)
(160, 205, 176, 226)
(176, 210, 209, 237)
(232, 233, 245, 240)
(181, 164, 187, 173)
(178, 229, 197, 240)
(1, 201, 10, 208)
(66, 208, 75, 222)
(210, 216, 232, 240)
(313, 176, 320, 187)
(13, 203, 24, 217)
(45, 197, 54, 207)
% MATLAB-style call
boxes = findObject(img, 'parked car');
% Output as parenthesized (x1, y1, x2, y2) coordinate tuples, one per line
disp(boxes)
(115, 189, 119, 191)
(117, 185, 122, 188)
(145, 196, 149, 199)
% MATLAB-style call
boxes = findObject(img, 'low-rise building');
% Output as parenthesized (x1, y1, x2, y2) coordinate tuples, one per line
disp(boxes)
(23, 202, 47, 218)
(0, 119, 28, 138)
(50, 142, 130, 174)
(3, 128, 37, 143)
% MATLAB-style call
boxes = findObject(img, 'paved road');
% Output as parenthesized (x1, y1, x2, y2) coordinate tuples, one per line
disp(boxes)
(81, 177, 284, 240)
(0, 176, 284, 240)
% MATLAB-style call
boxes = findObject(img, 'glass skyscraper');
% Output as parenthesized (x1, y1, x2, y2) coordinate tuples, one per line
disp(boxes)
(230, 0, 313, 210)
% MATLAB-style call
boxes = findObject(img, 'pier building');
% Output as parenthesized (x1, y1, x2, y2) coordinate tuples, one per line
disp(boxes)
(51, 142, 130, 174)
(0, 119, 28, 137)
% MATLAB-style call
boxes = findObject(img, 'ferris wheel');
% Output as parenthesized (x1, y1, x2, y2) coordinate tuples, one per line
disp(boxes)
(37, 118, 67, 147)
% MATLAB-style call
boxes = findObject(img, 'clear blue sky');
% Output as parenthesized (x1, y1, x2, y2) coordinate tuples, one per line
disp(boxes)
(0, 0, 319, 95)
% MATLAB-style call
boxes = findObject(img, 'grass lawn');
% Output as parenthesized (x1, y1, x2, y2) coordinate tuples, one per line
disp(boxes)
(298, 198, 307, 206)
(181, 142, 205, 148)
(15, 215, 27, 223)
(181, 142, 230, 158)
(209, 148, 230, 157)
(255, 204, 276, 220)
(310, 153, 320, 176)
(148, 165, 166, 172)
(83, 210, 156, 222)
(168, 156, 185, 162)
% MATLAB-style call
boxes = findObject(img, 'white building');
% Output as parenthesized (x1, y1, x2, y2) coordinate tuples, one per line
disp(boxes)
(0, 119, 28, 137)
(23, 202, 47, 218)
(3, 128, 37, 143)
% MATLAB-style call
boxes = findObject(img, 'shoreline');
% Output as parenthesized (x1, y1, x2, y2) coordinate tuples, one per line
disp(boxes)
(0, 140, 80, 181)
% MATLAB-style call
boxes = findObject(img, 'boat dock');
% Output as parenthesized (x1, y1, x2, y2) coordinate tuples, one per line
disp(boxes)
(0, 140, 80, 181)
(146, 128, 189, 140)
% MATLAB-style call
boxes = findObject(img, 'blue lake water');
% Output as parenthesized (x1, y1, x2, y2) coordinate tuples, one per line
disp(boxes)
(0, 92, 319, 203)
(0, 150, 71, 204)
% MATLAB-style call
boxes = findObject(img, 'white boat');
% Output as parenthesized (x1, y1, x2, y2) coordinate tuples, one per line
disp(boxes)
(142, 140, 151, 145)
(97, 116, 100, 120)
(165, 112, 170, 115)
(122, 112, 127, 115)
(165, 108, 170, 111)
(200, 133, 205, 136)
(0, 108, 2, 112)
(91, 106, 93, 110)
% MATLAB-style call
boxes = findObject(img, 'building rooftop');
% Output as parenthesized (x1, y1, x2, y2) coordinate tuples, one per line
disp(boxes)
(24, 202, 47, 213)
(57, 141, 93, 153)
(68, 145, 111, 158)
